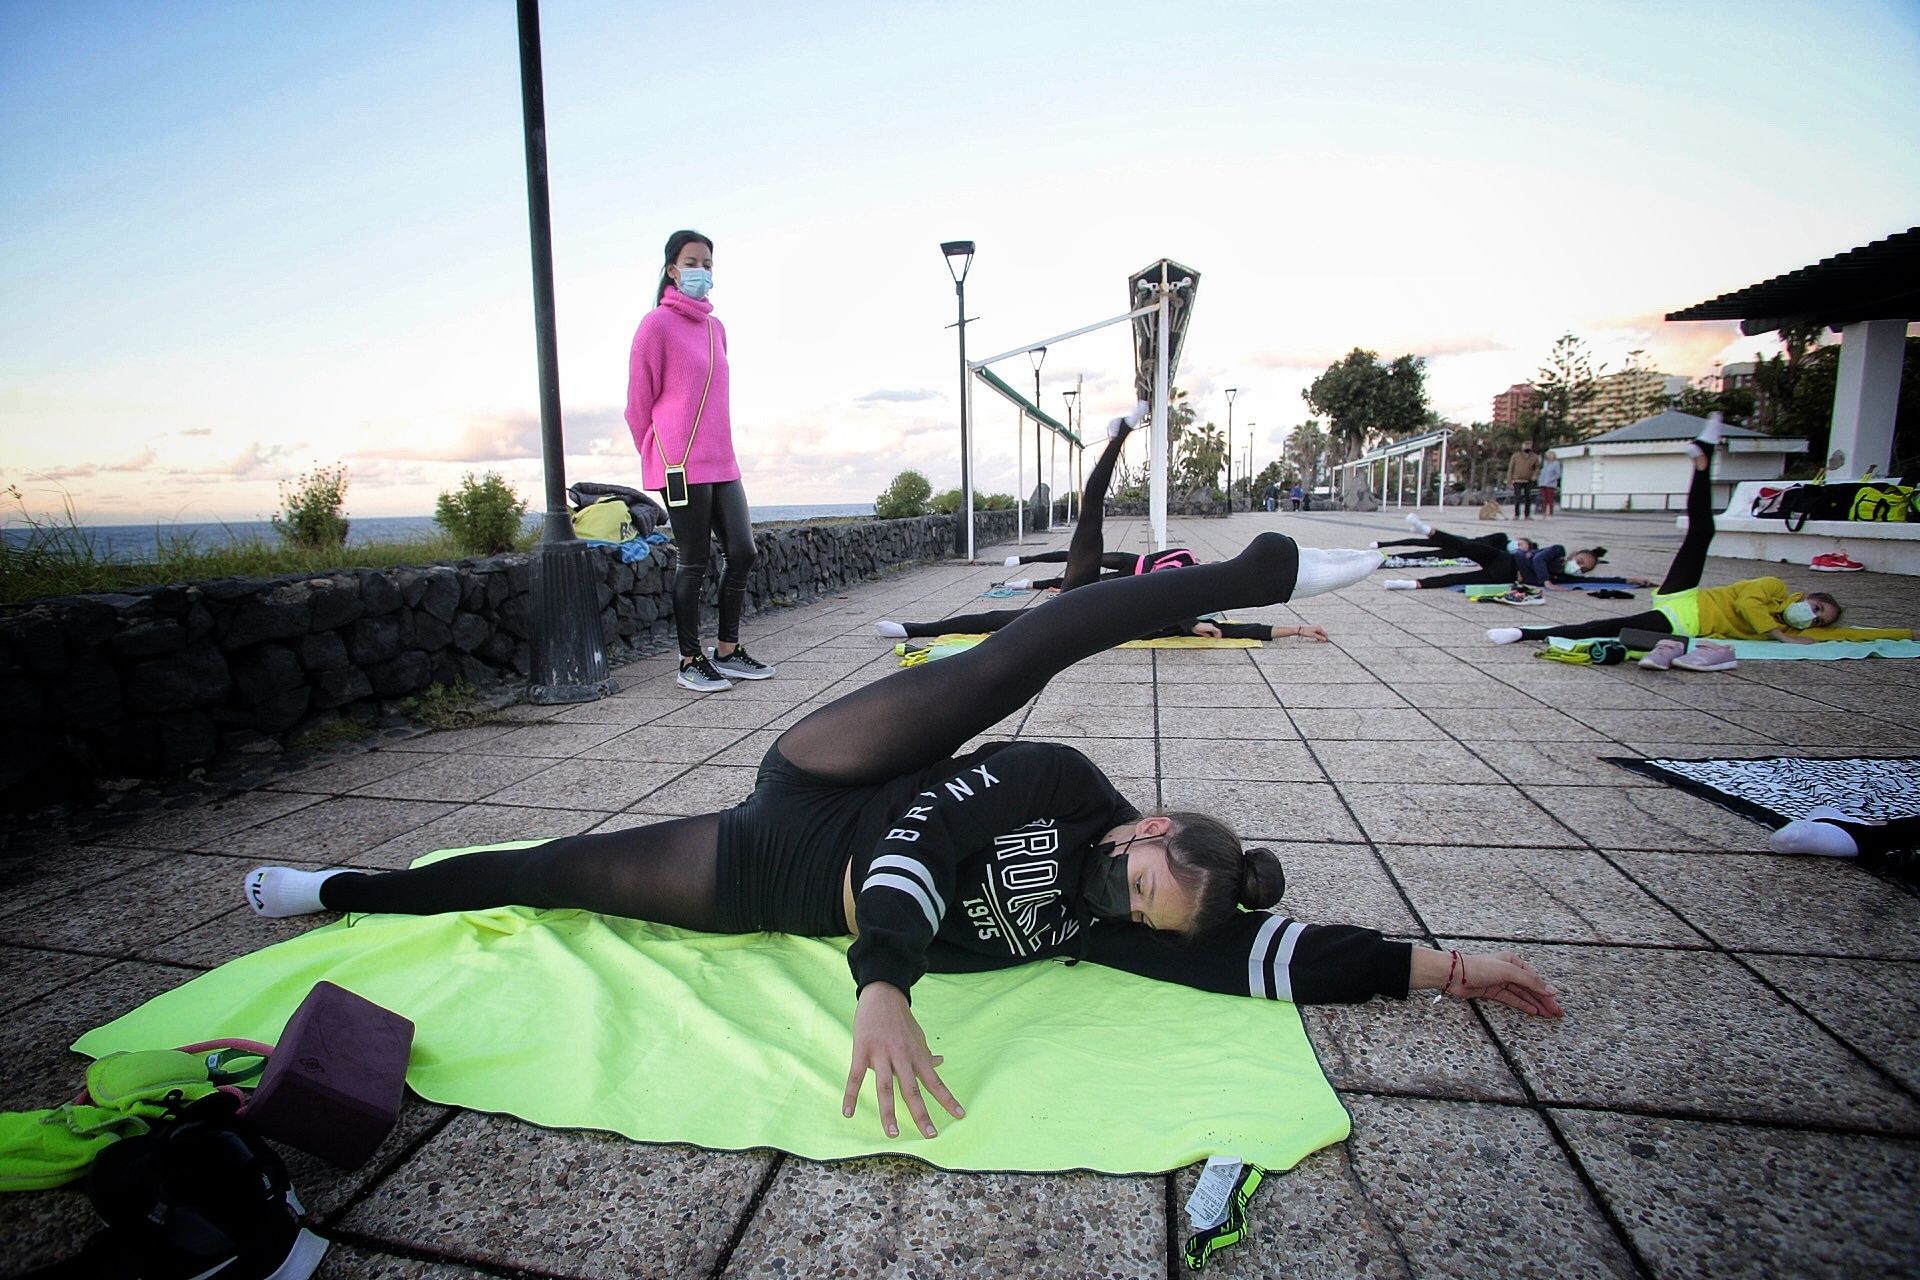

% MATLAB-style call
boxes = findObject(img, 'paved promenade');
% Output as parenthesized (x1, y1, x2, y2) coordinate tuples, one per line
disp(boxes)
(4, 507, 1917, 1279)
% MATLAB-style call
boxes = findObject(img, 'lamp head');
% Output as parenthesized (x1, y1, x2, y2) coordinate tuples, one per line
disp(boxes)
(1029, 345, 1048, 373)
(1225, 387, 1238, 405)
(941, 241, 975, 284)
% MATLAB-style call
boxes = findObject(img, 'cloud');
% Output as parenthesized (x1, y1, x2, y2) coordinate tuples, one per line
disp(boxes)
(855, 387, 940, 404)
(1247, 335, 1509, 373)
(178, 427, 213, 437)
(218, 441, 295, 478)
(24, 445, 156, 481)
(355, 416, 543, 463)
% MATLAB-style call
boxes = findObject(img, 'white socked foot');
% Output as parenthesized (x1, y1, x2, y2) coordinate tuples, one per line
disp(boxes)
(1695, 412, 1726, 455)
(874, 620, 907, 639)
(1003, 555, 1023, 567)
(1487, 627, 1523, 645)
(1768, 819, 1860, 858)
(1381, 579, 1419, 591)
(1404, 512, 1434, 537)
(245, 867, 353, 918)
(1292, 547, 1384, 598)
(1003, 578, 1032, 590)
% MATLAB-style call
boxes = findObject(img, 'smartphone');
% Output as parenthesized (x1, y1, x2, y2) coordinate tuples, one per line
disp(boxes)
(664, 466, 690, 508)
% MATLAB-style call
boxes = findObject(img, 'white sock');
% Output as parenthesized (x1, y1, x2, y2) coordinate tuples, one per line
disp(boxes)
(874, 620, 907, 639)
(1004, 578, 1032, 590)
(1404, 512, 1433, 537)
(245, 867, 354, 918)
(1768, 819, 1860, 858)
(1003, 555, 1023, 567)
(1695, 412, 1725, 454)
(1368, 540, 1381, 550)
(1487, 627, 1523, 645)
(1382, 578, 1419, 590)
(1292, 547, 1383, 598)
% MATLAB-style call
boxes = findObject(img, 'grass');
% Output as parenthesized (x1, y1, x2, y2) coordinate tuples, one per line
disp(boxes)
(401, 681, 495, 731)
(290, 719, 370, 749)
(0, 490, 539, 607)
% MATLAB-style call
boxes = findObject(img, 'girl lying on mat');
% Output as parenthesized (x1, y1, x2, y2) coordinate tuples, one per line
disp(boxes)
(1487, 416, 1909, 659)
(879, 404, 1332, 645)
(245, 529, 1561, 1143)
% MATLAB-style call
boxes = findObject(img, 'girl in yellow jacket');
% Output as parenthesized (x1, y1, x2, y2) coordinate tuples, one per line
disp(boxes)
(1488, 416, 1910, 648)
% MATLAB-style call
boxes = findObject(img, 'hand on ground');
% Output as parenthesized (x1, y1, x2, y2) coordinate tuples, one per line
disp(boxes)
(1293, 624, 1330, 642)
(843, 982, 964, 1139)
(1456, 951, 1564, 1017)
(1192, 622, 1223, 638)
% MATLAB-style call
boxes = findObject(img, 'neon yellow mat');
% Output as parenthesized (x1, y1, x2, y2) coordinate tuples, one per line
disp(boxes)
(75, 844, 1349, 1175)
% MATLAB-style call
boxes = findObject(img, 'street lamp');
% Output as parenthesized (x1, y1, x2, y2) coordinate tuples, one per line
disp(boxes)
(941, 240, 975, 558)
(1028, 345, 1048, 529)
(1224, 387, 1238, 513)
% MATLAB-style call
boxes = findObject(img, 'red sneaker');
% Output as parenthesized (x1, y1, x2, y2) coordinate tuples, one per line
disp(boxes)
(1809, 552, 1865, 572)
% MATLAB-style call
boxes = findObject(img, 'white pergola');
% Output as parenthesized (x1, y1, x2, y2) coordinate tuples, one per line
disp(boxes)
(1330, 429, 1453, 510)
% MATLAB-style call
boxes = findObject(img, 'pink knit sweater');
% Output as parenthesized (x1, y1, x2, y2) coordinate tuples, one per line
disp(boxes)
(624, 290, 739, 490)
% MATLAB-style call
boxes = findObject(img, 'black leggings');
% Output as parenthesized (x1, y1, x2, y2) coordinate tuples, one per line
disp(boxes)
(663, 479, 757, 659)
(1517, 460, 1715, 642)
(325, 531, 1304, 925)
(899, 608, 1272, 642)
(1405, 530, 1515, 590)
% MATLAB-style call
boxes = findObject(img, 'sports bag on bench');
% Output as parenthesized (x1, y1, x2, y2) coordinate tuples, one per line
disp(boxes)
(1782, 483, 1868, 532)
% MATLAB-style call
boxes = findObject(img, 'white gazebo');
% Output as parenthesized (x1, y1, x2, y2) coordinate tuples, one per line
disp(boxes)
(1550, 410, 1806, 512)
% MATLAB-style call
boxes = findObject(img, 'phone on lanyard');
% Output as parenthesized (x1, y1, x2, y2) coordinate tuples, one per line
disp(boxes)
(664, 466, 690, 508)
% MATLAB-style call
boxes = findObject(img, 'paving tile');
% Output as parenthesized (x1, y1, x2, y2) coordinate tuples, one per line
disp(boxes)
(346, 752, 557, 803)
(1288, 708, 1447, 741)
(356, 802, 611, 868)
(337, 1111, 773, 1279)
(1271, 842, 1421, 936)
(1381, 845, 1701, 945)
(1569, 708, 1777, 744)
(0, 1185, 100, 1277)
(478, 758, 689, 812)
(1011, 733, 1159, 780)
(1168, 1145, 1409, 1279)
(1343, 1095, 1639, 1279)
(0, 959, 198, 1110)
(1392, 679, 1543, 708)
(262, 749, 437, 795)
(1156, 736, 1324, 782)
(624, 764, 760, 815)
(90, 788, 329, 851)
(1421, 707, 1608, 742)
(1157, 707, 1302, 740)
(1553, 1110, 1920, 1279)
(1158, 779, 1364, 843)
(1743, 955, 1920, 1093)
(1461, 941, 1920, 1132)
(309, 1243, 478, 1278)
(1158, 681, 1284, 709)
(723, 1156, 1163, 1279)
(0, 843, 173, 919)
(378, 723, 517, 754)
(0, 944, 111, 1014)
(1021, 704, 1157, 736)
(1032, 679, 1156, 708)
(1311, 739, 1502, 784)
(647, 699, 789, 729)
(1611, 851, 1920, 959)
(0, 851, 263, 957)
(1464, 740, 1666, 786)
(1303, 997, 1527, 1102)
(462, 722, 633, 758)
(1529, 785, 1771, 851)
(1339, 783, 1579, 848)
(1272, 682, 1412, 709)
(205, 797, 464, 860)
(1714, 709, 1917, 748)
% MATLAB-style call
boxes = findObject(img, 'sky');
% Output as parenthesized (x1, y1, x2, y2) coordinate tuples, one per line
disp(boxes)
(3, 0, 1918, 525)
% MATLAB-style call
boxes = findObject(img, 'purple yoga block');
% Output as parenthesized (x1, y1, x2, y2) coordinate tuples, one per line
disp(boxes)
(248, 981, 414, 1168)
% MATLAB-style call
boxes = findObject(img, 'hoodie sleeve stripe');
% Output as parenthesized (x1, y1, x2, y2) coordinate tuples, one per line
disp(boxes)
(1268, 920, 1307, 1002)
(864, 873, 942, 933)
(1246, 914, 1285, 998)
(868, 854, 948, 919)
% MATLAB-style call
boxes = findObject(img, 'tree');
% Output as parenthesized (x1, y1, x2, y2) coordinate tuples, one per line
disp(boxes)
(874, 469, 932, 519)
(1534, 333, 1603, 444)
(1668, 384, 1756, 427)
(1302, 349, 1430, 464)
(272, 464, 350, 550)
(1174, 418, 1226, 493)
(434, 471, 528, 554)
(1285, 420, 1329, 490)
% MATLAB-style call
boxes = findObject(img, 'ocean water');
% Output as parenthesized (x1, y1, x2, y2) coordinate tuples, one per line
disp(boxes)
(3, 503, 877, 563)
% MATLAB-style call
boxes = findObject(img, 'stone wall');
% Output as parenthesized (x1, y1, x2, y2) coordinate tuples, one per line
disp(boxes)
(0, 511, 1024, 811)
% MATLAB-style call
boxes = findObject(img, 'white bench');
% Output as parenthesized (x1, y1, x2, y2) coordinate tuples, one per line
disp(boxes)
(1688, 481, 1920, 575)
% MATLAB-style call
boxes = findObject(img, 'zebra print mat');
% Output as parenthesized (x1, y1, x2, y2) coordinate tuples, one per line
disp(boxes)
(1609, 755, 1920, 827)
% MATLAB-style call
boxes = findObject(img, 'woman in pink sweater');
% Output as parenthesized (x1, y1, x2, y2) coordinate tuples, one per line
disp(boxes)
(626, 230, 776, 692)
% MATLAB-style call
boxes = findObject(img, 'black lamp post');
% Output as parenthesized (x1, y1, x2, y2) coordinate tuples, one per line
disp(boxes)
(516, 0, 615, 703)
(1028, 345, 1047, 529)
(1224, 387, 1238, 513)
(941, 241, 976, 558)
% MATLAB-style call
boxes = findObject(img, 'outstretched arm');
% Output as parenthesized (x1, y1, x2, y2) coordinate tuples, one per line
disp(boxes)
(1410, 947, 1562, 1016)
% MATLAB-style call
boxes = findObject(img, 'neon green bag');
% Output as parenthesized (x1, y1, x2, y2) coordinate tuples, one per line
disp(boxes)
(571, 497, 639, 542)
(1849, 484, 1913, 522)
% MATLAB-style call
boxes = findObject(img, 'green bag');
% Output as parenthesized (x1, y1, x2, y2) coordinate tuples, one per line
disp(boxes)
(1849, 484, 1914, 522)
(571, 496, 640, 542)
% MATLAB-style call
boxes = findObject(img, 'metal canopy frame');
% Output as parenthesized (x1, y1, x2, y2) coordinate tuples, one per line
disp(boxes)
(1332, 429, 1453, 511)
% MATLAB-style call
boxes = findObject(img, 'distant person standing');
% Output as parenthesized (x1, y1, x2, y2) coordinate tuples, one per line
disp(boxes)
(1263, 481, 1280, 512)
(1537, 452, 1562, 518)
(626, 229, 777, 693)
(1289, 482, 1305, 512)
(1507, 441, 1542, 520)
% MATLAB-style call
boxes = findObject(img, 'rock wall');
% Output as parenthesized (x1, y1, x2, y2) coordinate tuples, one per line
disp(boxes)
(1, 511, 1023, 810)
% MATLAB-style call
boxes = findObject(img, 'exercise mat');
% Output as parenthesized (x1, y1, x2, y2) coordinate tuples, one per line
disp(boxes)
(1608, 755, 1920, 825)
(1722, 638, 1920, 661)
(76, 844, 1350, 1175)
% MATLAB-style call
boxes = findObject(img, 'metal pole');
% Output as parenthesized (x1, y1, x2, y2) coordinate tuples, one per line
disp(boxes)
(1016, 405, 1025, 544)
(1151, 286, 1170, 550)
(957, 280, 973, 560)
(516, 0, 614, 703)
(1437, 433, 1449, 508)
(1224, 388, 1236, 514)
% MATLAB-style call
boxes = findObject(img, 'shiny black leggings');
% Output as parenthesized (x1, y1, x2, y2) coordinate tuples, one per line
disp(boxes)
(323, 531, 1305, 925)
(664, 479, 757, 659)
(1403, 530, 1516, 590)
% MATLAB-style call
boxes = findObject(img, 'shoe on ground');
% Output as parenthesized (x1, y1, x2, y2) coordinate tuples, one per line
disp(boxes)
(1382, 578, 1419, 591)
(1404, 512, 1433, 537)
(708, 644, 775, 680)
(1671, 640, 1737, 671)
(676, 654, 734, 692)
(1637, 638, 1686, 670)
(1810, 551, 1864, 572)
(1487, 627, 1523, 645)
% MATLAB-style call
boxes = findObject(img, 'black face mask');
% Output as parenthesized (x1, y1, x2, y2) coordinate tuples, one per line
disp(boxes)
(1081, 837, 1138, 920)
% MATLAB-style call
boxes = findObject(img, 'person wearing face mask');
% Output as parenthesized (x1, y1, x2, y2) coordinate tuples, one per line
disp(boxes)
(241, 528, 1561, 1145)
(1488, 416, 1910, 661)
(626, 229, 775, 694)
(1508, 440, 1543, 520)
(1518, 543, 1656, 590)
(1537, 452, 1562, 518)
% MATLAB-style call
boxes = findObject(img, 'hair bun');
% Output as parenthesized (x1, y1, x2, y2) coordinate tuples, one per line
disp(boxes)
(1238, 848, 1286, 911)
(1589, 545, 1608, 560)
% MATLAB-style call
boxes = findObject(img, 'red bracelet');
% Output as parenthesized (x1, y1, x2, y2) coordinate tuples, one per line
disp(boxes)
(1444, 949, 1463, 996)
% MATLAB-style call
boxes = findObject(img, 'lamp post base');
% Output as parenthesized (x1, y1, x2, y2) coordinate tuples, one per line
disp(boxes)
(528, 530, 618, 704)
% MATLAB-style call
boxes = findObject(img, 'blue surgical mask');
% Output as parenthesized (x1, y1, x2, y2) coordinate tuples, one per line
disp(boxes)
(1563, 561, 1586, 577)
(1782, 600, 1816, 629)
(676, 267, 713, 299)
(1506, 540, 1521, 554)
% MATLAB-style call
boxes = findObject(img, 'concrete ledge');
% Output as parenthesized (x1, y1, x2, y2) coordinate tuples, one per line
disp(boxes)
(1687, 482, 1920, 575)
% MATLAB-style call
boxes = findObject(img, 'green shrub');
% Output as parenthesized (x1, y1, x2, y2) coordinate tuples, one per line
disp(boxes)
(402, 681, 493, 730)
(928, 488, 963, 515)
(434, 471, 529, 555)
(979, 492, 1016, 511)
(874, 469, 932, 519)
(272, 464, 350, 550)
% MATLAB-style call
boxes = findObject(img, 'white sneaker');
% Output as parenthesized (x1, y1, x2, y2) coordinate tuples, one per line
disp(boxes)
(1404, 512, 1434, 537)
(1382, 579, 1419, 591)
(874, 620, 907, 639)
(1487, 627, 1523, 645)
(675, 654, 734, 692)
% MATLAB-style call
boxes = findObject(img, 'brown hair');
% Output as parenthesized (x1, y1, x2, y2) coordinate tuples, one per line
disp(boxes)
(1805, 591, 1843, 622)
(1160, 810, 1286, 937)
(656, 229, 714, 304)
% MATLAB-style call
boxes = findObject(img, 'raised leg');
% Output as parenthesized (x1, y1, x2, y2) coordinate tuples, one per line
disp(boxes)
(1658, 451, 1717, 595)
(1061, 427, 1133, 591)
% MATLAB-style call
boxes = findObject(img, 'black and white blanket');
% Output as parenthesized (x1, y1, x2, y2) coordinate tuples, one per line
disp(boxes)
(1610, 755, 1920, 826)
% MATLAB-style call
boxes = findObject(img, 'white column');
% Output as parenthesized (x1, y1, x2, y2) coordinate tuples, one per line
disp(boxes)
(1437, 435, 1449, 508)
(1416, 451, 1426, 509)
(1826, 319, 1906, 479)
(1015, 408, 1025, 544)
(1151, 291, 1170, 550)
